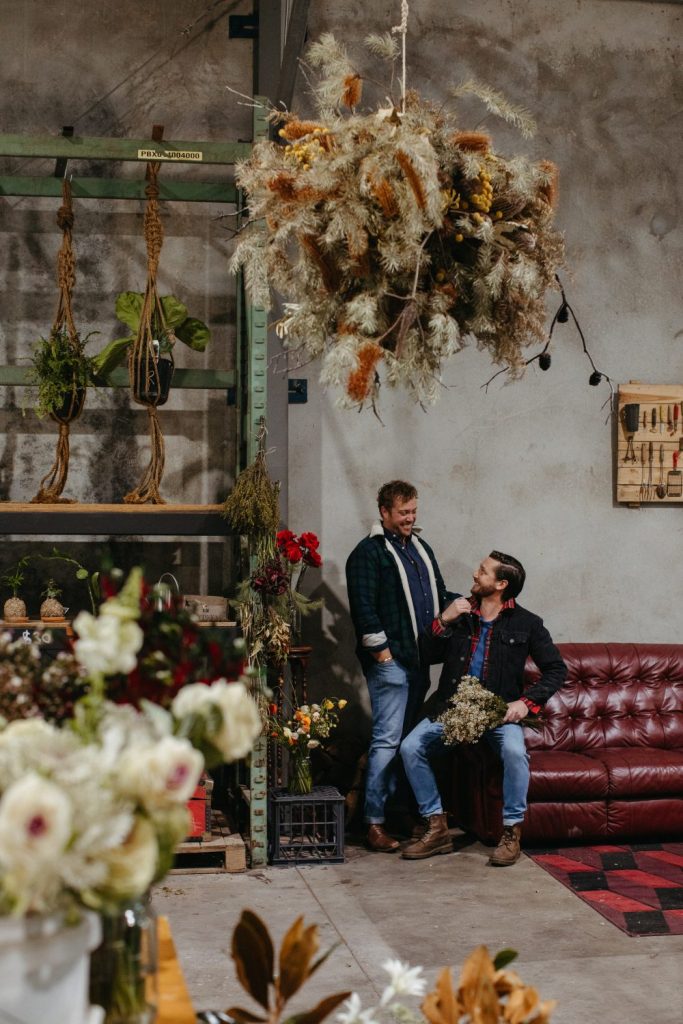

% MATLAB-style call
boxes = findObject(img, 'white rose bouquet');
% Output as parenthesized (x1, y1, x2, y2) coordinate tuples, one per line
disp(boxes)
(0, 568, 263, 918)
(0, 683, 261, 918)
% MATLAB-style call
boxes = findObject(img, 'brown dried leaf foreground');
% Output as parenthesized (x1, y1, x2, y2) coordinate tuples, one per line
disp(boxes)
(422, 946, 556, 1024)
(228, 910, 351, 1024)
(228, 912, 555, 1024)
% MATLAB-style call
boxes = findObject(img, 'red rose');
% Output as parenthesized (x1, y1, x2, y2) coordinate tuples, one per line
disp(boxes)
(284, 542, 303, 563)
(298, 532, 320, 551)
(303, 549, 322, 568)
(277, 530, 296, 549)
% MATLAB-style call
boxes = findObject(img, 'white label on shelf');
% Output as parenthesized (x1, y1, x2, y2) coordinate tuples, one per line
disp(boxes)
(137, 149, 203, 162)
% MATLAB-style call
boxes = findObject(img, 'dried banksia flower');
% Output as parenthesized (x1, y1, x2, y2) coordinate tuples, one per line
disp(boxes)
(346, 341, 383, 402)
(395, 149, 427, 209)
(452, 131, 492, 153)
(369, 175, 399, 217)
(278, 120, 326, 141)
(342, 73, 363, 109)
(299, 233, 341, 293)
(538, 160, 560, 208)
(267, 172, 299, 200)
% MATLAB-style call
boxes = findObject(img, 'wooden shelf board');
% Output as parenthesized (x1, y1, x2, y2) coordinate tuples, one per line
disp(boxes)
(0, 503, 231, 536)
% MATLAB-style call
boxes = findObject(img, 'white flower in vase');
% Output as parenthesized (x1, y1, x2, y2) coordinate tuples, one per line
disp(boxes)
(118, 736, 204, 809)
(172, 678, 262, 763)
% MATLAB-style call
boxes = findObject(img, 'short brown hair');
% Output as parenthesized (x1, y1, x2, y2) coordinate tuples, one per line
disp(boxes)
(377, 480, 418, 512)
(490, 551, 526, 599)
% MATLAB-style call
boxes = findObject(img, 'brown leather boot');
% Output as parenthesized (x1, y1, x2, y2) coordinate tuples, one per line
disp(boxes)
(401, 813, 451, 859)
(489, 824, 522, 866)
(366, 824, 400, 852)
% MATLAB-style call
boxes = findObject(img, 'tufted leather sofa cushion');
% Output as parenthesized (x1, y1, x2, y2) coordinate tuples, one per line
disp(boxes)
(525, 643, 683, 752)
(451, 643, 683, 845)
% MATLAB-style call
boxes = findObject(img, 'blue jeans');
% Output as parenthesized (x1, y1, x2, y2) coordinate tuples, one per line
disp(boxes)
(364, 658, 425, 824)
(400, 719, 530, 825)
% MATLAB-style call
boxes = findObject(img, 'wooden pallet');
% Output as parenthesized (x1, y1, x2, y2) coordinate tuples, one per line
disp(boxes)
(171, 809, 247, 874)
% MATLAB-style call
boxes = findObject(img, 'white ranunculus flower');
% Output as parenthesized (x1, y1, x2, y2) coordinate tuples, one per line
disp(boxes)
(118, 737, 204, 809)
(73, 611, 144, 676)
(98, 815, 159, 901)
(172, 679, 261, 762)
(171, 682, 215, 719)
(208, 680, 262, 761)
(0, 773, 72, 869)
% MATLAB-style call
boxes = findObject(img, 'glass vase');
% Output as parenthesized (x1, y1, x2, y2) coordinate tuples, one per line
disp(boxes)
(288, 750, 313, 795)
(89, 895, 158, 1024)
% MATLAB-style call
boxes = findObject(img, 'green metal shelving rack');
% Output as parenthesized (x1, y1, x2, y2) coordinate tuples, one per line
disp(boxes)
(0, 110, 271, 863)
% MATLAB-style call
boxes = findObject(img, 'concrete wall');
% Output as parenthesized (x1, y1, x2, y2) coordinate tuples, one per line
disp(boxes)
(285, 0, 683, 706)
(0, 2, 681, 687)
(0, 0, 254, 605)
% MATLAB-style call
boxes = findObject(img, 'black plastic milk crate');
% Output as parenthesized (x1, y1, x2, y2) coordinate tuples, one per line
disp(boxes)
(269, 786, 345, 864)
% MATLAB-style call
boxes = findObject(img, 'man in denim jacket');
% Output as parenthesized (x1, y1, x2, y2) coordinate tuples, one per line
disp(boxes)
(400, 551, 566, 866)
(346, 480, 450, 852)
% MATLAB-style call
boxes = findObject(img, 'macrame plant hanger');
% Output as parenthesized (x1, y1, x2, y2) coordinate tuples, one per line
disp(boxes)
(123, 155, 175, 504)
(31, 178, 86, 503)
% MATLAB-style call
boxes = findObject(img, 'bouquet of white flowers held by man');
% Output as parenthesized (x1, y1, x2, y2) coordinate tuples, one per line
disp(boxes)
(436, 676, 541, 745)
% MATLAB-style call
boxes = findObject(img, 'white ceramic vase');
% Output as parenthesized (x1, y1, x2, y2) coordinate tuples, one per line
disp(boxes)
(0, 910, 104, 1024)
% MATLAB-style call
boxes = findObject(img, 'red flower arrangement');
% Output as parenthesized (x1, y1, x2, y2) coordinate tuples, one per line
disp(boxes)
(277, 530, 323, 570)
(98, 573, 245, 709)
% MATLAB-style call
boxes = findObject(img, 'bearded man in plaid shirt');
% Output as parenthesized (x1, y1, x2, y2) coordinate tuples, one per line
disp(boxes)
(346, 480, 451, 852)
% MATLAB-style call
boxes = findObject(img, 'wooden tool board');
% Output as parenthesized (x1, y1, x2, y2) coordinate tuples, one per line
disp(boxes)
(617, 383, 683, 505)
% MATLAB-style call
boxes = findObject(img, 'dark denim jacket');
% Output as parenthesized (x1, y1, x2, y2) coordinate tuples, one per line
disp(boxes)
(421, 602, 567, 717)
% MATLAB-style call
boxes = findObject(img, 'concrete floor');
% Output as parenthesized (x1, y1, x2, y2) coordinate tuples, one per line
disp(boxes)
(155, 830, 683, 1024)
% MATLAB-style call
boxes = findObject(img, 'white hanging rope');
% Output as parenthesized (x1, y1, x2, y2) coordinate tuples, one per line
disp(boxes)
(391, 0, 409, 113)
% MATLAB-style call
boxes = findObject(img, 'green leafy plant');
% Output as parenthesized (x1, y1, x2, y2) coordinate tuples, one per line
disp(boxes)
(41, 578, 62, 601)
(32, 547, 100, 614)
(1, 557, 30, 597)
(27, 329, 98, 418)
(92, 292, 211, 378)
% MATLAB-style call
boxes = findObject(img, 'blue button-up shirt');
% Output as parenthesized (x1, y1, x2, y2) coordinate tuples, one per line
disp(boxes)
(384, 529, 435, 633)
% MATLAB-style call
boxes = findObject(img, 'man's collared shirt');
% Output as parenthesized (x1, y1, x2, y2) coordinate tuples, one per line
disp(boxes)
(384, 528, 435, 634)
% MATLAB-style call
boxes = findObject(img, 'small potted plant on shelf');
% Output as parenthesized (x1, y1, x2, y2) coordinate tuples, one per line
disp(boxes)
(1, 559, 30, 623)
(39, 578, 66, 622)
(28, 328, 97, 421)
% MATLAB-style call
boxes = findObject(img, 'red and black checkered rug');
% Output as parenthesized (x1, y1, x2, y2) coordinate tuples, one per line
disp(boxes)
(526, 843, 683, 935)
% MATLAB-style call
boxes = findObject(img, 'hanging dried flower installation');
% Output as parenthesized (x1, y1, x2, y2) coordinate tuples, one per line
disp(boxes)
(232, 6, 565, 409)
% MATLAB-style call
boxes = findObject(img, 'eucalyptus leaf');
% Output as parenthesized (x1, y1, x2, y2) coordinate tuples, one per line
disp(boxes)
(175, 316, 211, 352)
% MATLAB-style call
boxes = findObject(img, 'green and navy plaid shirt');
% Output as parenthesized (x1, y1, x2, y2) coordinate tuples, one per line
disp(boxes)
(346, 526, 450, 672)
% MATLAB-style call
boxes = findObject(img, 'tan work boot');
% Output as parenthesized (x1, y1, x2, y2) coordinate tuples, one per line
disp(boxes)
(489, 824, 522, 866)
(401, 813, 451, 859)
(366, 824, 400, 852)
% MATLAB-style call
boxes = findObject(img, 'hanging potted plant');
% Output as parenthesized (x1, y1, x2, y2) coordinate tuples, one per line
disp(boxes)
(28, 328, 97, 422)
(92, 292, 211, 405)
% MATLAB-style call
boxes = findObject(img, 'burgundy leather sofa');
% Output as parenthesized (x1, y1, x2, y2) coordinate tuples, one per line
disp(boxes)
(450, 643, 683, 845)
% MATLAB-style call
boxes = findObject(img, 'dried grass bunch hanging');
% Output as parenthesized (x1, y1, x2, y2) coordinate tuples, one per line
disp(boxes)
(232, 25, 564, 409)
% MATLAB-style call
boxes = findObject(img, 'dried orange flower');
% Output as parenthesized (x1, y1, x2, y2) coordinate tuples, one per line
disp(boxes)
(346, 342, 383, 403)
